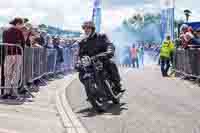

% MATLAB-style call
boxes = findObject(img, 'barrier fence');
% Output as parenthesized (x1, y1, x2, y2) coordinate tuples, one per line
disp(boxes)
(0, 43, 78, 97)
(0, 44, 24, 90)
(55, 45, 79, 74)
(174, 48, 200, 79)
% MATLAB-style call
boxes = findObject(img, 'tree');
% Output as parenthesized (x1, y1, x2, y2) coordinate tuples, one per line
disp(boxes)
(122, 12, 182, 42)
(38, 24, 47, 29)
(184, 9, 192, 22)
(23, 18, 29, 23)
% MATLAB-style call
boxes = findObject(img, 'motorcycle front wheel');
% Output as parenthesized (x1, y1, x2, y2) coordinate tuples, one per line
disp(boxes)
(85, 79, 105, 113)
(88, 96, 105, 113)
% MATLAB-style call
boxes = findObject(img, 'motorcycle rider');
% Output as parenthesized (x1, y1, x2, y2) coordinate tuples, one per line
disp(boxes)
(76, 21, 125, 97)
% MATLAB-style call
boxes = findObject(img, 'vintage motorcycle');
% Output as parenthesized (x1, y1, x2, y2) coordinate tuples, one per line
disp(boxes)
(77, 53, 123, 112)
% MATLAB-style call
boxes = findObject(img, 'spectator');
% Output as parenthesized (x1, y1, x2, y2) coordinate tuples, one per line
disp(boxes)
(45, 36, 54, 48)
(40, 30, 47, 46)
(160, 35, 175, 77)
(60, 39, 65, 48)
(191, 28, 200, 46)
(53, 37, 64, 73)
(2, 17, 25, 99)
(24, 26, 43, 48)
(3, 17, 25, 51)
(130, 44, 139, 68)
(180, 24, 194, 48)
(34, 33, 45, 47)
(53, 37, 64, 64)
(22, 27, 29, 46)
(31, 37, 43, 48)
(138, 45, 144, 66)
(21, 24, 34, 47)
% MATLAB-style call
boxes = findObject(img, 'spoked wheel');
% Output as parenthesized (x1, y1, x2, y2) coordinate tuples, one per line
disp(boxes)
(85, 80, 106, 113)
(103, 80, 121, 104)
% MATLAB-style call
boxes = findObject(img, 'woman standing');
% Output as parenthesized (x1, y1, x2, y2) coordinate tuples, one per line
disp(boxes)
(2, 17, 25, 99)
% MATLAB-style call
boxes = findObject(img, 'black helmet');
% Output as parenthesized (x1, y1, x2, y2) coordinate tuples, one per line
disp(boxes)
(82, 21, 95, 30)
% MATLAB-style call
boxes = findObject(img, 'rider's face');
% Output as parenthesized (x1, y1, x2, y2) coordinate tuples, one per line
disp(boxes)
(83, 26, 92, 36)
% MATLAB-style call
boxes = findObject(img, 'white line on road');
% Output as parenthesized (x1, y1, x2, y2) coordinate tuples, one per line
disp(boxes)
(0, 128, 19, 133)
(57, 68, 131, 132)
(56, 74, 88, 133)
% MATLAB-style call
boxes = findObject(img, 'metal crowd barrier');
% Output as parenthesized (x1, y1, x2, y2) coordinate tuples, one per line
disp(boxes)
(24, 46, 78, 85)
(71, 44, 79, 69)
(47, 49, 57, 75)
(0, 43, 79, 97)
(55, 44, 79, 74)
(174, 48, 200, 79)
(63, 47, 72, 71)
(0, 43, 23, 90)
(24, 48, 49, 83)
(23, 48, 61, 85)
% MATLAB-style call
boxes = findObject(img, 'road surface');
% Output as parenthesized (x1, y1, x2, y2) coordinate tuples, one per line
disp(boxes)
(66, 66, 200, 133)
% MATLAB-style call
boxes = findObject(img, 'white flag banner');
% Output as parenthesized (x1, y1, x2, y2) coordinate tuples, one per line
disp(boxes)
(160, 0, 175, 9)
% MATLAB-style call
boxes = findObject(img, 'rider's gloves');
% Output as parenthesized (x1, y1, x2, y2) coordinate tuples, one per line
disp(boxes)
(75, 59, 81, 71)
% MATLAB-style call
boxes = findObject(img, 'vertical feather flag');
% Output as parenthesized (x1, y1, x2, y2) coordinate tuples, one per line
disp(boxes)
(92, 0, 101, 33)
(160, 0, 175, 41)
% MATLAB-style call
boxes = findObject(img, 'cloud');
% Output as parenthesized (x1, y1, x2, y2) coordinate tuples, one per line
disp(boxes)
(103, 0, 159, 8)
(0, 0, 93, 30)
(0, 0, 199, 31)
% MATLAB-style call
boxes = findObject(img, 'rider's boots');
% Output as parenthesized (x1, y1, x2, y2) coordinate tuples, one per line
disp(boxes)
(114, 82, 126, 94)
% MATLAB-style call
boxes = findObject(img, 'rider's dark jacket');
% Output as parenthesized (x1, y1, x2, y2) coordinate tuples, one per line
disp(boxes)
(78, 32, 121, 87)
(78, 33, 115, 60)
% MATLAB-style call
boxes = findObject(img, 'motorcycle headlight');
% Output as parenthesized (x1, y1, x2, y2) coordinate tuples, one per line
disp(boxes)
(81, 56, 91, 67)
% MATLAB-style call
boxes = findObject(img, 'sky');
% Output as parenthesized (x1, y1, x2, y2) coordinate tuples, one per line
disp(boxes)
(0, 0, 199, 31)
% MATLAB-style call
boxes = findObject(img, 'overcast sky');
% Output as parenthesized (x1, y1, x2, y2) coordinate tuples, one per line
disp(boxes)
(0, 0, 199, 31)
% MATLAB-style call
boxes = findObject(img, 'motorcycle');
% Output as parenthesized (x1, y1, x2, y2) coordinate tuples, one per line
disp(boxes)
(77, 53, 123, 112)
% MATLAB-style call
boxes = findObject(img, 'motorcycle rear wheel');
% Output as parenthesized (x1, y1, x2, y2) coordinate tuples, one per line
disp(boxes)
(112, 97, 120, 104)
(103, 80, 120, 104)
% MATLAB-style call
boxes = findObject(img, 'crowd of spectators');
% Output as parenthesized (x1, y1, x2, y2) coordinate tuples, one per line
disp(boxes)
(1, 17, 78, 49)
(122, 42, 161, 67)
(0, 17, 79, 100)
(179, 24, 200, 49)
(132, 41, 161, 52)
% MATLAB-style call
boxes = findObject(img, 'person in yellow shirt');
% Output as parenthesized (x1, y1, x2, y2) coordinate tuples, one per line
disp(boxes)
(160, 35, 175, 77)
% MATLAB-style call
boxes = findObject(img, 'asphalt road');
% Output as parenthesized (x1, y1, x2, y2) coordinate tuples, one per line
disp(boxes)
(66, 66, 200, 133)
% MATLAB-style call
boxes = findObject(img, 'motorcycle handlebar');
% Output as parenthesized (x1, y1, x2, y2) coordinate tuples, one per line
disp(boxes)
(90, 52, 107, 61)
(76, 52, 108, 69)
